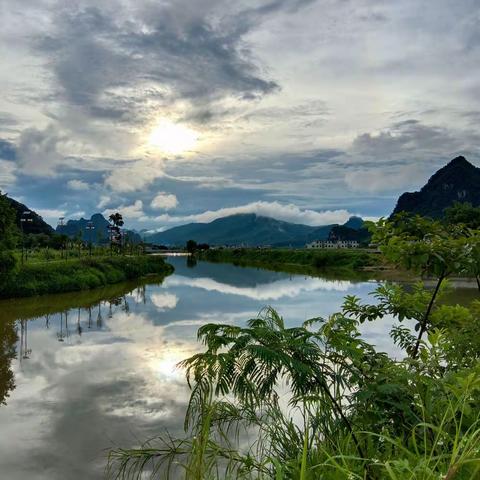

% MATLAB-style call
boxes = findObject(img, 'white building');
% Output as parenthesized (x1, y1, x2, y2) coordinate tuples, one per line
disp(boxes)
(306, 240, 359, 249)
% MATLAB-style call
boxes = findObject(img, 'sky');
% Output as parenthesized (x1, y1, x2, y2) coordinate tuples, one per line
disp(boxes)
(1, 0, 480, 230)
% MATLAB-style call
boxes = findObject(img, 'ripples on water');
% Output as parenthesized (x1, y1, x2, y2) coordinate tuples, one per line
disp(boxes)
(0, 256, 476, 479)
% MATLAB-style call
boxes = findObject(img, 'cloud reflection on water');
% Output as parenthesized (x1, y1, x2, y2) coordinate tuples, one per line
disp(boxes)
(0, 258, 403, 479)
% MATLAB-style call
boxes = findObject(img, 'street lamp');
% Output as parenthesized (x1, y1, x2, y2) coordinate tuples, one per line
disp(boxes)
(57, 217, 65, 259)
(86, 221, 95, 257)
(20, 210, 33, 264)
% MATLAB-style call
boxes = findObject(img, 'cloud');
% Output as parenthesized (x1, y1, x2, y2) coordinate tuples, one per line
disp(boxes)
(343, 119, 478, 193)
(242, 100, 329, 127)
(16, 125, 65, 176)
(151, 192, 178, 210)
(155, 201, 353, 226)
(104, 200, 145, 221)
(36, 208, 66, 224)
(351, 120, 458, 157)
(31, 0, 297, 129)
(0, 160, 17, 189)
(344, 164, 425, 193)
(3, 0, 480, 224)
(150, 292, 178, 311)
(67, 179, 89, 191)
(0, 113, 18, 129)
(97, 195, 111, 209)
(104, 160, 166, 193)
(0, 139, 16, 161)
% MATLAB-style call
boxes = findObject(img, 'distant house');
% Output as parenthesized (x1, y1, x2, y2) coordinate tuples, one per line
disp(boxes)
(306, 240, 359, 249)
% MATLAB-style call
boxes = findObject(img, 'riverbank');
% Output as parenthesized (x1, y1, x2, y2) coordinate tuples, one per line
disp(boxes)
(0, 255, 174, 299)
(196, 247, 382, 279)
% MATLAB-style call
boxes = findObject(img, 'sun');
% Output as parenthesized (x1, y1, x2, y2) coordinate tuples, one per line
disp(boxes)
(147, 119, 199, 155)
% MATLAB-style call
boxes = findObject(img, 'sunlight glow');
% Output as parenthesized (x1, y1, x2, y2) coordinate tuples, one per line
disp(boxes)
(148, 119, 199, 155)
(153, 356, 182, 379)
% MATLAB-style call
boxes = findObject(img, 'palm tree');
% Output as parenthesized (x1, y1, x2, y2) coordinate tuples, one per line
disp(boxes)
(109, 212, 124, 228)
(108, 212, 124, 254)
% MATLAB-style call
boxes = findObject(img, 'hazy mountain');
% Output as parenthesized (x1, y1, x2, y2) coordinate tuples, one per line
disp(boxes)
(5, 195, 54, 235)
(148, 213, 363, 247)
(392, 156, 480, 218)
(56, 213, 142, 244)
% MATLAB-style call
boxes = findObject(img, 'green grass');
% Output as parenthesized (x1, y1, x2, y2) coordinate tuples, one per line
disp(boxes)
(0, 255, 173, 299)
(197, 248, 382, 278)
(13, 245, 120, 263)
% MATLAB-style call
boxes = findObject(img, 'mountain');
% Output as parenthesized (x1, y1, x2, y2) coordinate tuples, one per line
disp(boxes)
(5, 195, 54, 235)
(343, 216, 364, 230)
(148, 213, 363, 247)
(56, 213, 142, 244)
(392, 156, 480, 218)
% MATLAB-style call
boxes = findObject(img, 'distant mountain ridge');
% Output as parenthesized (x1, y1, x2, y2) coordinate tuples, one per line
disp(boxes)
(392, 156, 480, 218)
(5, 195, 54, 235)
(56, 213, 141, 244)
(148, 213, 365, 247)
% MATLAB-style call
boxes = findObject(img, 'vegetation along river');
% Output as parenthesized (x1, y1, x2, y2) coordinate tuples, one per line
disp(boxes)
(0, 256, 477, 479)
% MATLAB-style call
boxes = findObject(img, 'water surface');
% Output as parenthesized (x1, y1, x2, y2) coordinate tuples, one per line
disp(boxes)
(0, 257, 476, 479)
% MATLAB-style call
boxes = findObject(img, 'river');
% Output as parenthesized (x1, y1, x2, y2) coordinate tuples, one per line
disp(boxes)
(0, 256, 477, 479)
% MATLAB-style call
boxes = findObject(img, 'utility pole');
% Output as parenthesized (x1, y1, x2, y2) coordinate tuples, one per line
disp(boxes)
(86, 221, 95, 257)
(20, 210, 33, 264)
(58, 217, 65, 259)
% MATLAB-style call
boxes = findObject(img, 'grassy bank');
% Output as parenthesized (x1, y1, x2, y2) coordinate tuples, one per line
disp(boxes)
(197, 247, 382, 278)
(0, 255, 173, 299)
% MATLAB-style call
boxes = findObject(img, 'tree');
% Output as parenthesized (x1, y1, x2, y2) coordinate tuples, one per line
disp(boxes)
(0, 192, 19, 281)
(109, 212, 124, 228)
(444, 202, 480, 290)
(108, 212, 124, 254)
(0, 191, 18, 249)
(444, 201, 480, 229)
(186, 239, 197, 253)
(367, 213, 479, 358)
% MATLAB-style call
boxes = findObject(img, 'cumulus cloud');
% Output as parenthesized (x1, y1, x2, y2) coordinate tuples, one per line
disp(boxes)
(16, 125, 65, 176)
(150, 292, 178, 311)
(67, 179, 89, 191)
(104, 160, 165, 193)
(104, 200, 145, 221)
(155, 201, 353, 226)
(150, 192, 178, 210)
